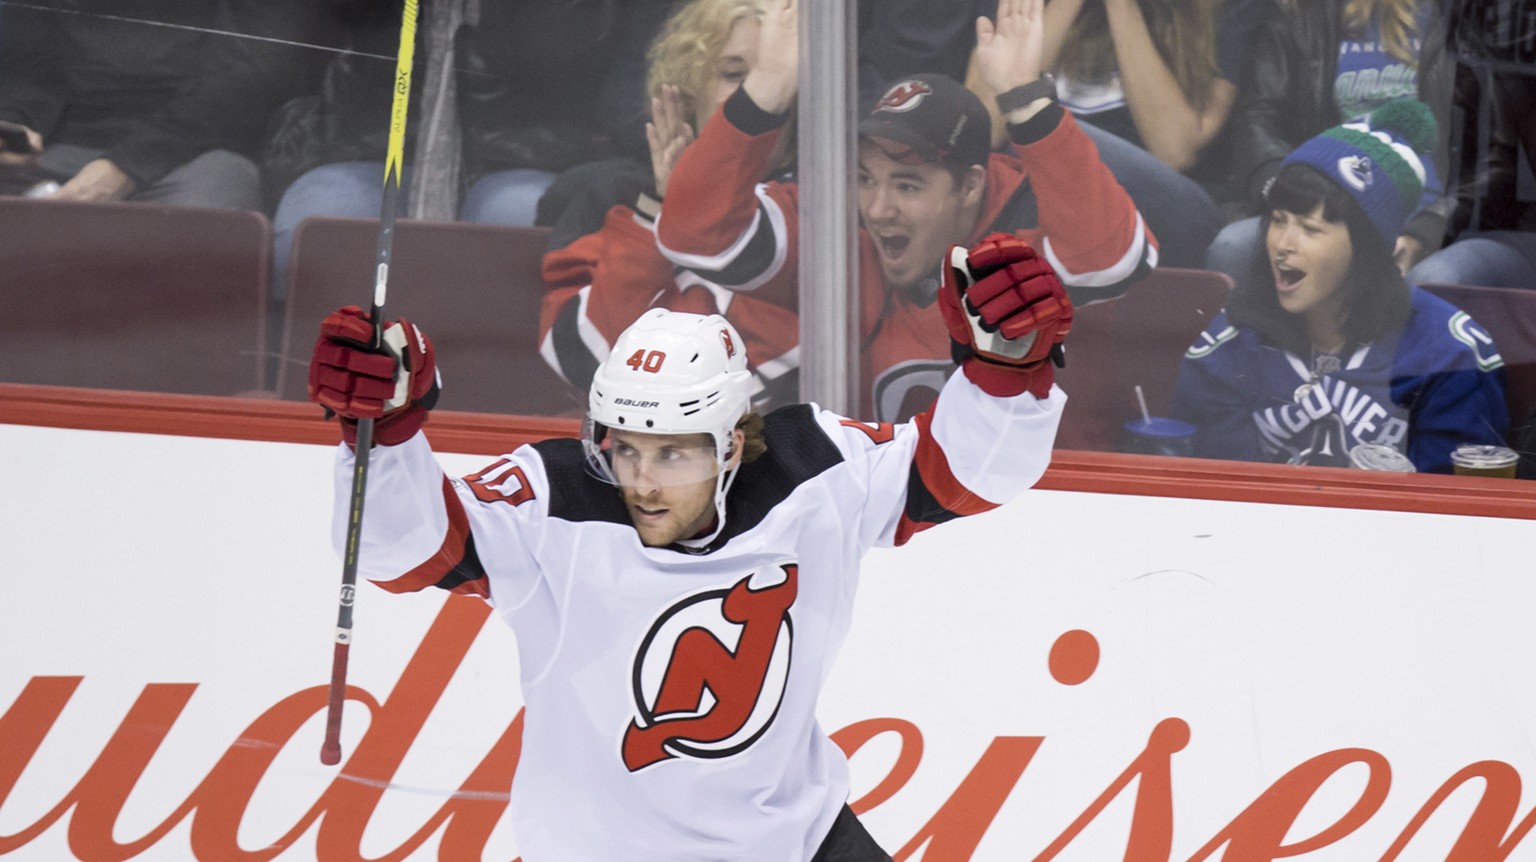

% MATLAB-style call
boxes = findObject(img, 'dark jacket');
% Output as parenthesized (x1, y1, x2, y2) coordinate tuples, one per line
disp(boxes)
(260, 0, 675, 208)
(1228, 0, 1457, 247)
(1444, 0, 1536, 234)
(0, 0, 325, 187)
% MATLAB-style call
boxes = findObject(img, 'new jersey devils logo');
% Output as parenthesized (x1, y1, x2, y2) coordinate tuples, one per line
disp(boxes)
(872, 359, 951, 422)
(621, 564, 798, 771)
(874, 80, 932, 114)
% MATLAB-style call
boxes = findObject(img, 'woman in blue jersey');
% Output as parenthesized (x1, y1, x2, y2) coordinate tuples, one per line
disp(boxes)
(1170, 100, 1508, 473)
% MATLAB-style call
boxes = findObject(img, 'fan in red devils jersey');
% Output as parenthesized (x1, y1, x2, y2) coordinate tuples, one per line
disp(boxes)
(309, 234, 1070, 861)
(655, 0, 1154, 421)
(538, 0, 802, 414)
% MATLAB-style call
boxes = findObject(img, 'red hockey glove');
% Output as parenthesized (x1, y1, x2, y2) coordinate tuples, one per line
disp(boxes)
(936, 234, 1072, 398)
(308, 305, 440, 446)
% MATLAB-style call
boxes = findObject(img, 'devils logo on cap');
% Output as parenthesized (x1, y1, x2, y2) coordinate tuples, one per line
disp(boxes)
(875, 80, 932, 114)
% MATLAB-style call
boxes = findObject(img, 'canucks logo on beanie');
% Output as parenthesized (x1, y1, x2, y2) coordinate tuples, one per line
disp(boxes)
(1276, 99, 1436, 245)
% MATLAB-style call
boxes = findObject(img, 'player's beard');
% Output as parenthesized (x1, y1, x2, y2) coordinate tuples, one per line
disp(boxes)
(621, 480, 717, 547)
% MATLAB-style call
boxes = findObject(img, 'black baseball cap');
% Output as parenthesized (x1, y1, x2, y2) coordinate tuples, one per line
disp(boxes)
(858, 73, 991, 168)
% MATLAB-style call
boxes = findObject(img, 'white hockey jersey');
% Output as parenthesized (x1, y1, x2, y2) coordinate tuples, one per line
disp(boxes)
(333, 370, 1065, 861)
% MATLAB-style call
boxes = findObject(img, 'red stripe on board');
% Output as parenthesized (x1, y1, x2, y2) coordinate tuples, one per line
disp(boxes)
(4, 383, 1534, 521)
(0, 383, 579, 454)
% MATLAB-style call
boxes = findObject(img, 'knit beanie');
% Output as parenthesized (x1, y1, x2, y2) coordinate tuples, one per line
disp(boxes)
(1275, 99, 1436, 245)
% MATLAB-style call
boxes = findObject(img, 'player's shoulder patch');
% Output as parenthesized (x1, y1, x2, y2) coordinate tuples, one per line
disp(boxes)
(531, 438, 631, 526)
(1184, 324, 1239, 360)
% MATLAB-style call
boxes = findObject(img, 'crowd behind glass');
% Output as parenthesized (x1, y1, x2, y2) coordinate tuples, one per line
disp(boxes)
(1, 0, 1532, 479)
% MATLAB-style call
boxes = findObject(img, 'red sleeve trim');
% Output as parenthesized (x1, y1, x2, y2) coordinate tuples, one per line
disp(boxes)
(893, 410, 1002, 545)
(370, 475, 471, 594)
(893, 513, 927, 547)
(1013, 109, 1157, 281)
(910, 411, 999, 517)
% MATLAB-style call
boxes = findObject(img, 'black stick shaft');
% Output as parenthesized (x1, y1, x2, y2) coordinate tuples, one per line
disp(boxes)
(321, 0, 418, 767)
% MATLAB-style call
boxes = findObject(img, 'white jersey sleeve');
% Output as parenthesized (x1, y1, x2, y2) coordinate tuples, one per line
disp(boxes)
(814, 369, 1066, 551)
(331, 432, 548, 606)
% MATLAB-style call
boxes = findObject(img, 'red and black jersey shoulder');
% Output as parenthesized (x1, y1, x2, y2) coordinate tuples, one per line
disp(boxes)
(534, 437, 632, 527)
(704, 404, 846, 551)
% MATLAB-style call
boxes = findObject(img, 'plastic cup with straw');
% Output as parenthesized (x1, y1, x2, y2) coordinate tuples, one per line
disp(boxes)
(1120, 384, 1197, 456)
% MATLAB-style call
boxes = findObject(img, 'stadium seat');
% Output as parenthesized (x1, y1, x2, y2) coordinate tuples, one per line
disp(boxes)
(1055, 267, 1233, 451)
(1420, 282, 1536, 428)
(0, 197, 270, 395)
(278, 217, 579, 417)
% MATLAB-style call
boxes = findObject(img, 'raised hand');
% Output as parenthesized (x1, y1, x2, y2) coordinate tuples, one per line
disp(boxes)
(741, 0, 798, 115)
(962, 235, 1071, 348)
(974, 0, 1045, 100)
(937, 233, 1072, 398)
(308, 306, 440, 445)
(646, 84, 695, 198)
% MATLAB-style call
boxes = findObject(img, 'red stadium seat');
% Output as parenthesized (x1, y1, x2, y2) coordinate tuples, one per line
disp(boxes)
(0, 197, 270, 396)
(1420, 282, 1536, 427)
(277, 217, 579, 417)
(1055, 267, 1233, 451)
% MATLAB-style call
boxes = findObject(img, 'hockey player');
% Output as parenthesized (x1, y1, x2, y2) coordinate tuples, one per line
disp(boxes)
(308, 233, 1071, 861)
(654, 0, 1155, 420)
(1169, 100, 1507, 472)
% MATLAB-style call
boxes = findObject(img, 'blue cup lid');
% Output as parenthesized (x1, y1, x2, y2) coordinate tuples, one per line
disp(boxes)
(1123, 417, 1196, 438)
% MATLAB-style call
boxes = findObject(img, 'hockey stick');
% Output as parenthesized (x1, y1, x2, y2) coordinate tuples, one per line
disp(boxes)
(321, 0, 419, 767)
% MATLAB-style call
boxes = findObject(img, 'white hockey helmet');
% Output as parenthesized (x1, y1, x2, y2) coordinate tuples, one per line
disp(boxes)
(583, 309, 754, 495)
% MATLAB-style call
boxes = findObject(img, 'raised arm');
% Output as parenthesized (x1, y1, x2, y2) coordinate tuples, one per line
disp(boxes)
(858, 234, 1070, 549)
(974, 0, 1052, 125)
(1103, 0, 1234, 170)
(653, 0, 799, 302)
(741, 0, 799, 116)
(976, 0, 1158, 303)
(1039, 0, 1086, 73)
(310, 306, 543, 602)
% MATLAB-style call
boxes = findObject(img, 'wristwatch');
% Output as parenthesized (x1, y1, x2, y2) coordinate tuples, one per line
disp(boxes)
(995, 74, 1057, 115)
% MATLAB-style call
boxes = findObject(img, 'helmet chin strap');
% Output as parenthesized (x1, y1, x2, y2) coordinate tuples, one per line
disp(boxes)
(679, 436, 741, 549)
